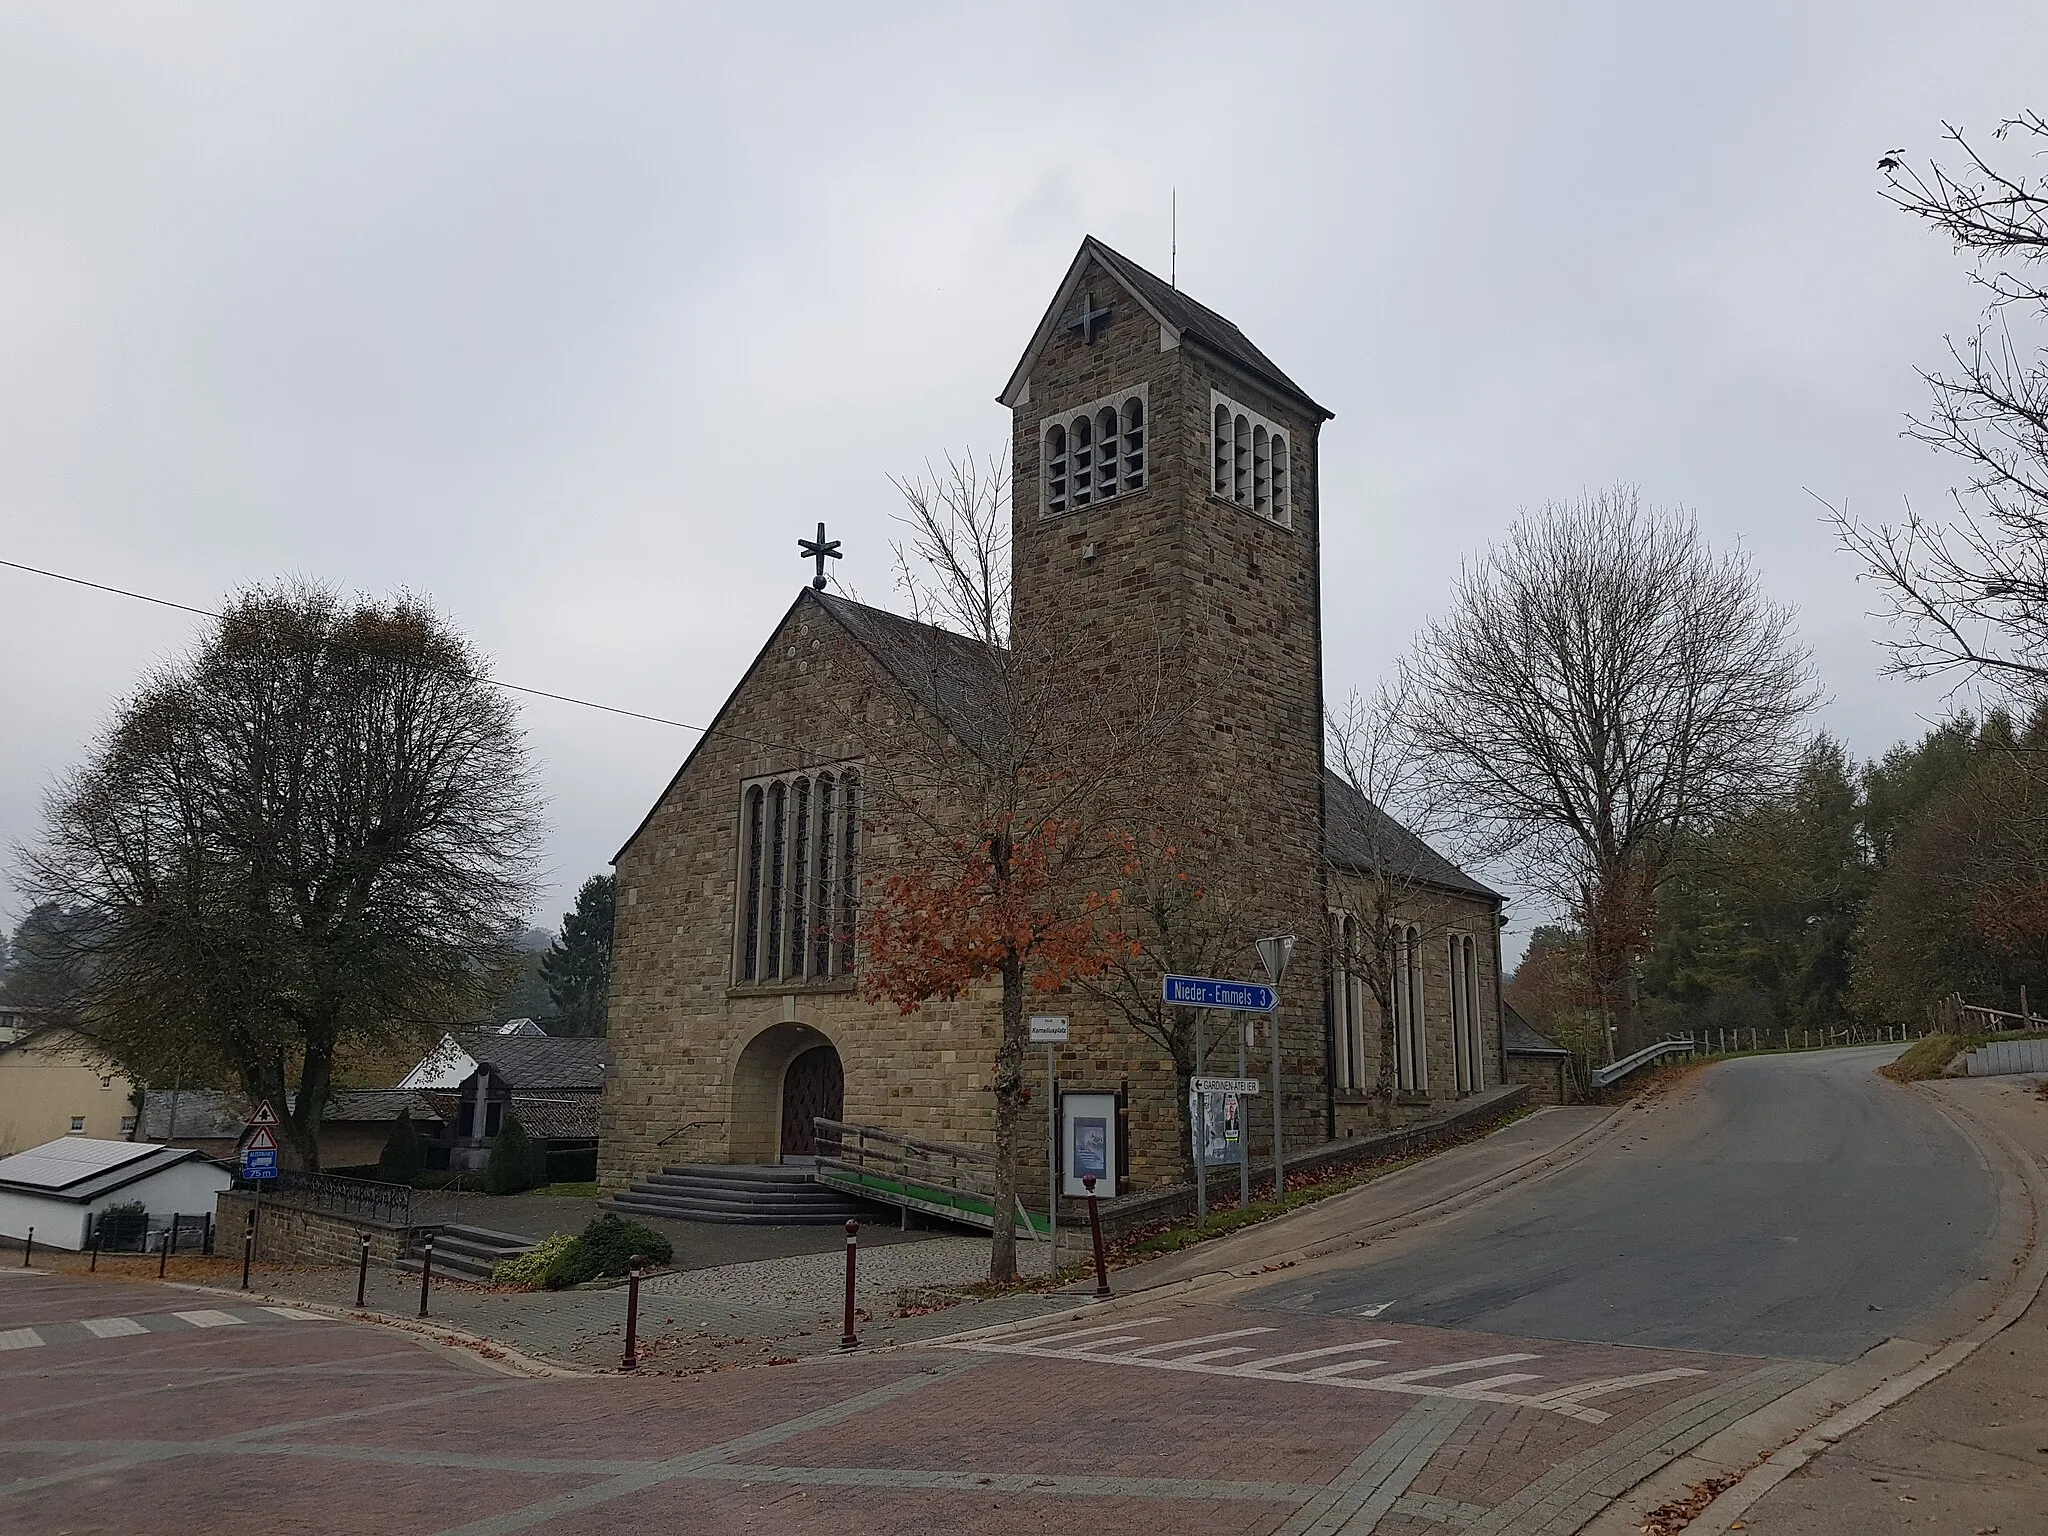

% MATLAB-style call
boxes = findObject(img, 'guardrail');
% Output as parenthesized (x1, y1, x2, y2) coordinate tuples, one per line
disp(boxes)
(1589, 1036, 1697, 1090)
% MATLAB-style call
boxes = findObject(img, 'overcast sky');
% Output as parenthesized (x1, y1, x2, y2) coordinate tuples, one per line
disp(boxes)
(2, 3, 2042, 958)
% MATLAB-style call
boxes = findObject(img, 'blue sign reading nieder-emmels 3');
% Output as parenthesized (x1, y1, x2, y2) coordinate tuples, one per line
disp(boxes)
(1161, 975, 1277, 1011)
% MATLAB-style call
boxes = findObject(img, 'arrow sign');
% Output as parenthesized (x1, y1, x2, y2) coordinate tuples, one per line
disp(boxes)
(245, 1125, 279, 1152)
(1162, 975, 1276, 1012)
(249, 1100, 279, 1127)
(1191, 1076, 1262, 1096)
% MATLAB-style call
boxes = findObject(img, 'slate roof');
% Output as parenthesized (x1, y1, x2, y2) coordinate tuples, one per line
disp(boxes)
(813, 591, 1009, 756)
(502, 1094, 601, 1141)
(1085, 238, 1330, 419)
(1323, 769, 1500, 901)
(463, 1032, 609, 1092)
(1503, 1003, 1570, 1057)
(138, 1088, 445, 1141)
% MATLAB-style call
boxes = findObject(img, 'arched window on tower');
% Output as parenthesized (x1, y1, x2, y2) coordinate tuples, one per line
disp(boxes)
(786, 777, 811, 979)
(1044, 425, 1068, 514)
(1122, 396, 1145, 493)
(1210, 390, 1295, 529)
(1253, 424, 1270, 515)
(1039, 387, 1148, 516)
(812, 773, 836, 975)
(765, 781, 788, 979)
(1213, 403, 1231, 495)
(1095, 406, 1120, 500)
(1233, 413, 1251, 504)
(838, 770, 861, 971)
(1271, 432, 1289, 523)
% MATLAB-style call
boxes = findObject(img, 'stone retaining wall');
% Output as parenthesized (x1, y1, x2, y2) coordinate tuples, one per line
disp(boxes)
(215, 1191, 409, 1266)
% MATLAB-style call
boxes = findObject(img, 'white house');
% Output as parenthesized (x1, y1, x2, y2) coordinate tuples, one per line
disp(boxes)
(0, 1137, 232, 1250)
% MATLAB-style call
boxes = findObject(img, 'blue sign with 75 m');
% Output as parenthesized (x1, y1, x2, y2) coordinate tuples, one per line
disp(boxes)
(1162, 975, 1277, 1011)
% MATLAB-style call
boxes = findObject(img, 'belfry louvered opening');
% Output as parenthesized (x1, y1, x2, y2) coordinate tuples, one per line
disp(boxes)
(737, 765, 861, 983)
(1042, 384, 1147, 516)
(1211, 389, 1291, 528)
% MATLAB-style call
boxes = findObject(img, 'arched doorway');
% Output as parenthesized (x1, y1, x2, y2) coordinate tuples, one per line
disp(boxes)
(779, 1045, 844, 1159)
(729, 1022, 843, 1164)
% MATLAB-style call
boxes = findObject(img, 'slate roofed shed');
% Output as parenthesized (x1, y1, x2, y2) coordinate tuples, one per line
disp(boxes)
(0, 1138, 232, 1249)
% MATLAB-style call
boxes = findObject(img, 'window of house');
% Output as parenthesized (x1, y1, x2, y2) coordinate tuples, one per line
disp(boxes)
(69, 1115, 86, 1134)
(1041, 385, 1148, 516)
(119, 1115, 136, 1137)
(100, 1075, 113, 1090)
(484, 1101, 504, 1138)
(736, 763, 862, 983)
(1210, 389, 1291, 527)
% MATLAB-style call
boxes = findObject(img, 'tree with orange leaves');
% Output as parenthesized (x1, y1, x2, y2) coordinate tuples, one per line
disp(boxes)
(851, 454, 1169, 1282)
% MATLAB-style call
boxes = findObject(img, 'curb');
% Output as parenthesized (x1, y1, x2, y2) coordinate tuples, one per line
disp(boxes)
(914, 1102, 1635, 1352)
(164, 1277, 592, 1380)
(1584, 1080, 2048, 1536)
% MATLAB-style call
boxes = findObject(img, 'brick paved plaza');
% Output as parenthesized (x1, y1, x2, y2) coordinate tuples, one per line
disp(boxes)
(0, 1265, 1822, 1535)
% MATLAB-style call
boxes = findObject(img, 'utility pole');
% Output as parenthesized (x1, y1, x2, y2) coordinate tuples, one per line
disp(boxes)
(1257, 936, 1296, 1203)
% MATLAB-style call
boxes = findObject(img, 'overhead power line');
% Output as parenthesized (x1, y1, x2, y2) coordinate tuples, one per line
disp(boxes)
(0, 555, 779, 745)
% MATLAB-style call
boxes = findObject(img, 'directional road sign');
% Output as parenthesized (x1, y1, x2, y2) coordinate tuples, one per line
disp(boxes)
(1190, 1075, 1262, 1096)
(1162, 975, 1276, 1012)
(241, 1146, 278, 1179)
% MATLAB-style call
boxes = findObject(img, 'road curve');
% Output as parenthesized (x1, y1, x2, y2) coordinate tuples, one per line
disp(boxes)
(1239, 1045, 2003, 1362)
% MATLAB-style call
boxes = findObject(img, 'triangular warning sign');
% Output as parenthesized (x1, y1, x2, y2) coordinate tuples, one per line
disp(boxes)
(250, 1100, 279, 1127)
(246, 1125, 279, 1152)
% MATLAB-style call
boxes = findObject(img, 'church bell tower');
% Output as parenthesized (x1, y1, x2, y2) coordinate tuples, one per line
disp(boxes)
(999, 236, 1334, 1152)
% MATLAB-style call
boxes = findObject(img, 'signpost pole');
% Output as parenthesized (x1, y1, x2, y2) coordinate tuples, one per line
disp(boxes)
(1047, 1041, 1058, 1266)
(1235, 1024, 1250, 1209)
(1192, 1013, 1206, 1224)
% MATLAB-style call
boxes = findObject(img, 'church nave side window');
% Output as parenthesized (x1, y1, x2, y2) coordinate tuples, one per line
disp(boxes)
(1040, 384, 1147, 517)
(1210, 389, 1291, 528)
(736, 764, 862, 984)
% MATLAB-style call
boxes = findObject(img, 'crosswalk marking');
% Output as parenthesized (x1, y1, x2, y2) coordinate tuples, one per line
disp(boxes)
(260, 1307, 328, 1321)
(172, 1310, 244, 1328)
(1242, 1340, 1400, 1371)
(949, 1326, 1708, 1423)
(0, 1327, 43, 1351)
(1118, 1327, 1275, 1358)
(81, 1317, 147, 1338)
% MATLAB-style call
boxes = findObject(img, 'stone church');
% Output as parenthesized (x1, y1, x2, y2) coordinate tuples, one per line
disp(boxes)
(598, 238, 1516, 1203)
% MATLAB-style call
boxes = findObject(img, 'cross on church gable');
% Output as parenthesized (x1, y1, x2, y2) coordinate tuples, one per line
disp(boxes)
(1066, 291, 1113, 344)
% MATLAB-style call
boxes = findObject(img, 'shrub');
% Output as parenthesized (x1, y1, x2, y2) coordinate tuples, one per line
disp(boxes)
(376, 1110, 427, 1185)
(484, 1116, 544, 1195)
(490, 1233, 589, 1290)
(577, 1212, 672, 1276)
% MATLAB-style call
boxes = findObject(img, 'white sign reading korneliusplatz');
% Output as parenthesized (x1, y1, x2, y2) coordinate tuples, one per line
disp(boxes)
(1028, 1015, 1069, 1044)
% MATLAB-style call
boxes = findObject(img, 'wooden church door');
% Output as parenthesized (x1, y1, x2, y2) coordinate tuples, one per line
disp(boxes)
(780, 1044, 844, 1159)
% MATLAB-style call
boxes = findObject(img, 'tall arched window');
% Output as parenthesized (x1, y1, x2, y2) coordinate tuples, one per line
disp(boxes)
(1041, 387, 1148, 516)
(1331, 912, 1352, 1092)
(1449, 933, 1483, 1094)
(735, 764, 862, 982)
(741, 787, 764, 981)
(1213, 404, 1231, 495)
(1394, 923, 1428, 1093)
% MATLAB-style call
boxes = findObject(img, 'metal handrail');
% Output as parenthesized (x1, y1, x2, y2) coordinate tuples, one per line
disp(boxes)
(1589, 1036, 1696, 1089)
(260, 1169, 413, 1228)
(657, 1119, 724, 1148)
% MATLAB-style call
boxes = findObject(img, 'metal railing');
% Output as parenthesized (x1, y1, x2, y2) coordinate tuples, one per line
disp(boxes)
(1589, 1036, 1697, 1090)
(256, 1169, 413, 1228)
(813, 1118, 1043, 1236)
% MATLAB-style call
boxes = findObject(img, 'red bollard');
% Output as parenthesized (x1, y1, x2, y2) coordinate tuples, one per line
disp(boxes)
(417, 1236, 434, 1318)
(1083, 1174, 1111, 1299)
(240, 1212, 254, 1290)
(90, 1229, 101, 1273)
(20, 1227, 31, 1268)
(355, 1232, 372, 1309)
(839, 1219, 860, 1350)
(620, 1254, 647, 1371)
(157, 1229, 169, 1278)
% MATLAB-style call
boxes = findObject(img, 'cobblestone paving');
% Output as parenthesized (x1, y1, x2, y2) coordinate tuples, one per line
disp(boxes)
(1, 1270, 1831, 1535)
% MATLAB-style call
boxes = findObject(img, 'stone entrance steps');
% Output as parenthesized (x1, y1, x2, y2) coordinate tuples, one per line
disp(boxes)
(605, 1163, 880, 1226)
(396, 1223, 538, 1281)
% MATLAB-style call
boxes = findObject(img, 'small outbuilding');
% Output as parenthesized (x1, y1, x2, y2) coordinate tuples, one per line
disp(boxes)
(1503, 1004, 1576, 1104)
(0, 1137, 233, 1250)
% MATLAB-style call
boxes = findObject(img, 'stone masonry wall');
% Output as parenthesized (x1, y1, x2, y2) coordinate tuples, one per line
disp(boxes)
(215, 1191, 408, 1266)
(1009, 255, 1331, 1168)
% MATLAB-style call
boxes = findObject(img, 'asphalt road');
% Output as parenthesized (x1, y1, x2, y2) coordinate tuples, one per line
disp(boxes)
(1239, 1046, 2004, 1362)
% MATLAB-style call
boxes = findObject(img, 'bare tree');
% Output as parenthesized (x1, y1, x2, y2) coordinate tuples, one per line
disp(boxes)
(1403, 488, 1817, 1057)
(19, 582, 540, 1170)
(856, 454, 1170, 1281)
(1836, 112, 2048, 697)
